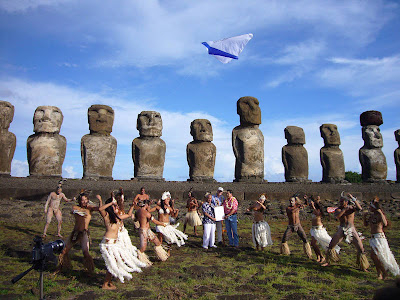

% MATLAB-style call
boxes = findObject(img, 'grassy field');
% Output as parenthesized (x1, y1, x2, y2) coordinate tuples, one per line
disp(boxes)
(0, 200, 399, 300)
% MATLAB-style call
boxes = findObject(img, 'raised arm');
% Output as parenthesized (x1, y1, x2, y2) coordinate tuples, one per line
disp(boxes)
(348, 193, 362, 211)
(44, 192, 52, 213)
(377, 209, 388, 227)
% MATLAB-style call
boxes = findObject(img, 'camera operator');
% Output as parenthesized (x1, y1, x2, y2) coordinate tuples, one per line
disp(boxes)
(57, 191, 100, 273)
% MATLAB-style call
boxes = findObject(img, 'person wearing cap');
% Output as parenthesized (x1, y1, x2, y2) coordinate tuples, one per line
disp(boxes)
(223, 190, 239, 247)
(364, 197, 399, 279)
(43, 185, 75, 239)
(247, 194, 272, 251)
(322, 193, 369, 271)
(212, 187, 225, 245)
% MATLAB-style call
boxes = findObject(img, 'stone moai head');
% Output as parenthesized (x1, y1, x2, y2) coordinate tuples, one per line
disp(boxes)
(33, 106, 63, 134)
(320, 124, 340, 146)
(285, 126, 305, 145)
(360, 111, 383, 149)
(190, 119, 213, 142)
(137, 111, 162, 137)
(88, 104, 114, 135)
(395, 129, 400, 146)
(0, 100, 14, 130)
(237, 96, 261, 126)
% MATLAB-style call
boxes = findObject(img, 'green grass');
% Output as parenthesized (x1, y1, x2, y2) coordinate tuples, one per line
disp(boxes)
(0, 211, 399, 300)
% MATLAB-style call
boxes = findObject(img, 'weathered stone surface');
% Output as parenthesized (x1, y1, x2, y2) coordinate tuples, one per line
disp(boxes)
(81, 105, 117, 180)
(232, 96, 264, 183)
(360, 110, 383, 127)
(359, 122, 387, 183)
(282, 126, 309, 182)
(132, 111, 165, 181)
(187, 119, 216, 182)
(27, 106, 66, 178)
(186, 119, 217, 182)
(320, 124, 346, 183)
(394, 129, 400, 183)
(0, 101, 16, 176)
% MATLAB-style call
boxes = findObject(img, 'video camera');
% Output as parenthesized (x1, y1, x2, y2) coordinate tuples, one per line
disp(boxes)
(12, 236, 65, 284)
(31, 236, 65, 270)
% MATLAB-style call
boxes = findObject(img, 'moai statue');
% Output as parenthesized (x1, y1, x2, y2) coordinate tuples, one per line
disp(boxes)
(0, 101, 16, 177)
(232, 96, 264, 183)
(395, 130, 400, 183)
(187, 119, 216, 182)
(320, 124, 346, 183)
(359, 110, 387, 183)
(27, 106, 66, 178)
(81, 105, 117, 180)
(132, 111, 166, 181)
(282, 126, 310, 182)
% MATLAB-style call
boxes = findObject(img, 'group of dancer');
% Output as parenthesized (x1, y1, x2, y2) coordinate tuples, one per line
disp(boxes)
(277, 192, 399, 280)
(43, 184, 399, 290)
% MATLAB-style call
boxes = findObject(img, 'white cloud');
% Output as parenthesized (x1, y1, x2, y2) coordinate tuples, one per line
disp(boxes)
(1, 0, 394, 71)
(10, 159, 28, 177)
(317, 55, 400, 105)
(63, 166, 76, 178)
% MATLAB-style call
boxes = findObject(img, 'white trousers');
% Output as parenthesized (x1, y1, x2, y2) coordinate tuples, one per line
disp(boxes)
(203, 223, 216, 248)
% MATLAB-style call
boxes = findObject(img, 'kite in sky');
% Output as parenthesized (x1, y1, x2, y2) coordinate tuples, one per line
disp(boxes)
(202, 33, 253, 64)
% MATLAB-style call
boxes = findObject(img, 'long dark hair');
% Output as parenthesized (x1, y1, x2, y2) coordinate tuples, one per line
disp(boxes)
(105, 198, 120, 224)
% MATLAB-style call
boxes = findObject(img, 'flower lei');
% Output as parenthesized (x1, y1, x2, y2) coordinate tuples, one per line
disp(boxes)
(226, 197, 234, 210)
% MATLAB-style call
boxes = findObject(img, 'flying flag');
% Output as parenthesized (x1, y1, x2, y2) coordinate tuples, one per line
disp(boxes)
(202, 33, 253, 64)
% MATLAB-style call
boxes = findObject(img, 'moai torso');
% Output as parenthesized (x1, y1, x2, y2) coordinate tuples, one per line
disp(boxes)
(132, 111, 166, 181)
(0, 101, 16, 176)
(282, 126, 309, 182)
(395, 130, 400, 183)
(187, 119, 216, 182)
(27, 106, 66, 178)
(320, 124, 346, 183)
(359, 111, 387, 183)
(232, 96, 264, 182)
(81, 105, 117, 180)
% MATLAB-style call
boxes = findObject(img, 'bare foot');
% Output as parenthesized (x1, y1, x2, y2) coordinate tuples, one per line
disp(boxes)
(319, 257, 326, 264)
(57, 234, 63, 238)
(321, 262, 330, 267)
(377, 274, 383, 280)
(102, 283, 116, 290)
(42, 234, 47, 238)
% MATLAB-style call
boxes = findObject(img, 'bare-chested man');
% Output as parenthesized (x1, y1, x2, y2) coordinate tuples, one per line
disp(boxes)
(183, 191, 202, 236)
(135, 200, 169, 266)
(43, 186, 74, 238)
(364, 198, 399, 279)
(58, 191, 100, 273)
(247, 195, 273, 251)
(133, 187, 150, 204)
(322, 193, 369, 271)
(280, 196, 312, 259)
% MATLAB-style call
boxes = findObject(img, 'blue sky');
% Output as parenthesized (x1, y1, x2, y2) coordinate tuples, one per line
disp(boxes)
(0, 0, 399, 182)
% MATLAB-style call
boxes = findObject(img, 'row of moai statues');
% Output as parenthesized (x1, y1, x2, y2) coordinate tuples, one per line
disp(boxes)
(1, 99, 399, 183)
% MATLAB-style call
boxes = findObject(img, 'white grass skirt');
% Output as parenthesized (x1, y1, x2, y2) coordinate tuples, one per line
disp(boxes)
(310, 225, 340, 254)
(117, 227, 147, 268)
(156, 223, 188, 247)
(370, 232, 400, 276)
(252, 221, 273, 248)
(99, 237, 143, 283)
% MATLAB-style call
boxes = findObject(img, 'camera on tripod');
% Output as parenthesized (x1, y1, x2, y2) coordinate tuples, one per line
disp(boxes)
(31, 236, 65, 270)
